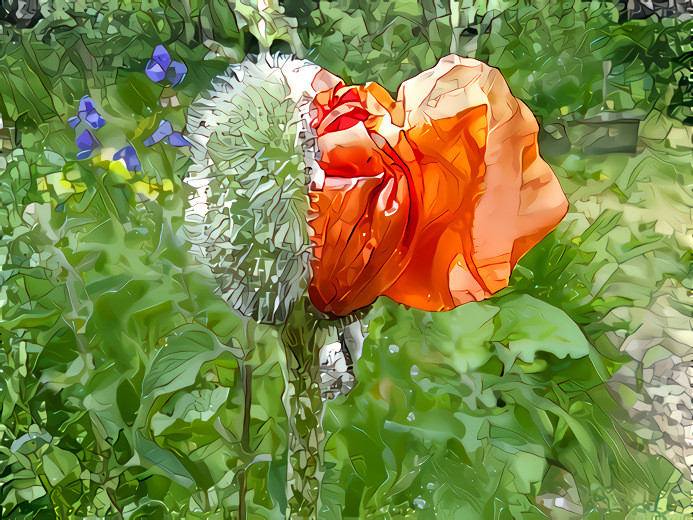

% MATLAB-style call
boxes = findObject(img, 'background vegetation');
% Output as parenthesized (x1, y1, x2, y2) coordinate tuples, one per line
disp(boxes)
(0, 0, 691, 518)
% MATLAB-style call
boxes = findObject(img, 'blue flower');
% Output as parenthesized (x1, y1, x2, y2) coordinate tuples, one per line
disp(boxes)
(144, 120, 190, 147)
(113, 145, 142, 172)
(152, 45, 172, 70)
(69, 96, 106, 130)
(76, 129, 100, 160)
(146, 45, 187, 87)
(70, 96, 105, 159)
(166, 61, 187, 87)
(167, 132, 190, 147)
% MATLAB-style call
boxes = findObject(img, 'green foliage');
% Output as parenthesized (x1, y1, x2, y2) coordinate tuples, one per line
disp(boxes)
(293, 0, 453, 93)
(607, 16, 693, 123)
(320, 294, 680, 517)
(475, 0, 621, 121)
(474, 1, 693, 123)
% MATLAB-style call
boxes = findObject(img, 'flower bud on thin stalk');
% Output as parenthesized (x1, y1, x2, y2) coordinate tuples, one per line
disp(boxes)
(183, 50, 567, 517)
(183, 53, 335, 516)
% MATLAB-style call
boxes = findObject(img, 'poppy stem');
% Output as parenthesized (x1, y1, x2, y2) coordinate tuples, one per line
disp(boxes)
(281, 300, 328, 518)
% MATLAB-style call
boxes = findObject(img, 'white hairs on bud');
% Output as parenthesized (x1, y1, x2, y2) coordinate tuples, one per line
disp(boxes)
(182, 53, 324, 324)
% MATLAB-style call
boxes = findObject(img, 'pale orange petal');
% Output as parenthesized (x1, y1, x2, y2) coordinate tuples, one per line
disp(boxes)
(396, 56, 569, 294)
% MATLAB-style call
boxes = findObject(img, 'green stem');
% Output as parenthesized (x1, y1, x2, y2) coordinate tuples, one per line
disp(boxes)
(281, 301, 328, 519)
(238, 360, 252, 519)
(450, 0, 462, 55)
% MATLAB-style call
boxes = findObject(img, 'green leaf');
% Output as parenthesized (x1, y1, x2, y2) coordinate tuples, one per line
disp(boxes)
(134, 432, 196, 490)
(117, 378, 140, 427)
(493, 294, 592, 363)
(42, 447, 80, 486)
(142, 325, 239, 399)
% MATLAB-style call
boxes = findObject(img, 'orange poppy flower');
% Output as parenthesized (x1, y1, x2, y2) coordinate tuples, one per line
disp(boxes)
(308, 55, 569, 316)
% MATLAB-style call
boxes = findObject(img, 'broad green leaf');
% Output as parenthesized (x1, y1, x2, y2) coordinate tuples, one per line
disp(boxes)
(142, 325, 240, 399)
(492, 294, 591, 362)
(135, 431, 196, 489)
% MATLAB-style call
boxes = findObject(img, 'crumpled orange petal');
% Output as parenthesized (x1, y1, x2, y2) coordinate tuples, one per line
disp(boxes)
(308, 55, 569, 316)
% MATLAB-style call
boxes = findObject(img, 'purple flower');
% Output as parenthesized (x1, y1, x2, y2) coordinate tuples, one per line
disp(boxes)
(146, 61, 166, 83)
(145, 45, 187, 87)
(76, 129, 100, 160)
(85, 109, 105, 129)
(113, 145, 142, 172)
(166, 61, 187, 87)
(168, 132, 190, 147)
(69, 96, 106, 130)
(144, 120, 173, 146)
(144, 120, 190, 147)
(152, 45, 172, 69)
